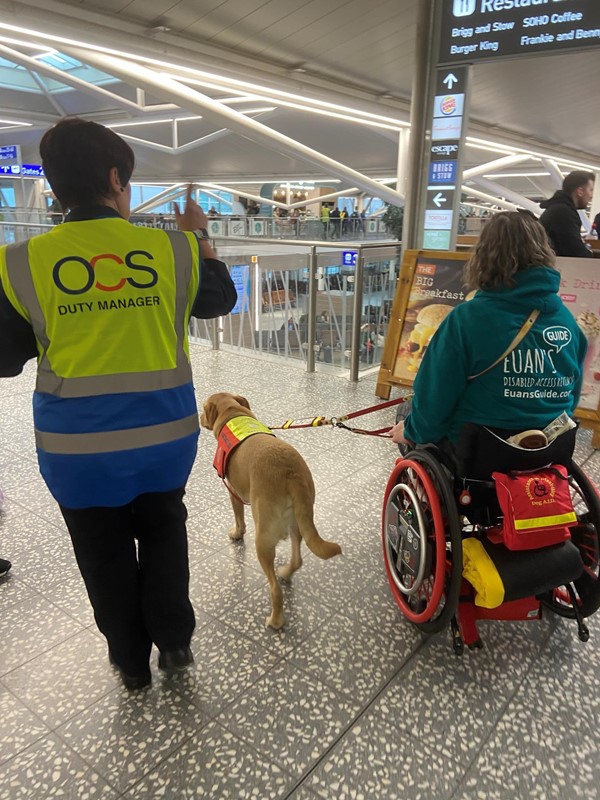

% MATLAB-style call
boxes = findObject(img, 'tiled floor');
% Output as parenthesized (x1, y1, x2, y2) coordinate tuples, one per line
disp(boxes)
(1, 348, 600, 799)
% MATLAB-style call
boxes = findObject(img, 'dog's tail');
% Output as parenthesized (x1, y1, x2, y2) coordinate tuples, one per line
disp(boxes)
(288, 479, 342, 560)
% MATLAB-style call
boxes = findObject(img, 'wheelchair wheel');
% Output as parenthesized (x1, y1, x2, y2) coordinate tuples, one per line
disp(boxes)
(540, 461, 600, 619)
(382, 448, 463, 633)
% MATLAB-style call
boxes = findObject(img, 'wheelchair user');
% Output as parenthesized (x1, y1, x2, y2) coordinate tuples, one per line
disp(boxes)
(391, 211, 587, 454)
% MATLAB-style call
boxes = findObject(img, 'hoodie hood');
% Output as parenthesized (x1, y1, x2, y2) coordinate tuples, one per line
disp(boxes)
(476, 266, 562, 314)
(539, 190, 575, 211)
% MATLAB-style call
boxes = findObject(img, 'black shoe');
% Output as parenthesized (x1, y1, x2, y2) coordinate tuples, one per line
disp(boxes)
(108, 651, 151, 691)
(158, 647, 194, 673)
(0, 558, 11, 578)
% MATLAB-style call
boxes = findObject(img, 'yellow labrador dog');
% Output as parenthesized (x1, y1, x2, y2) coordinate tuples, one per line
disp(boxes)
(201, 392, 342, 629)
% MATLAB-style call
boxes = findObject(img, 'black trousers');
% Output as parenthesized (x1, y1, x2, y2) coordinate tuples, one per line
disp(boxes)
(60, 488, 195, 676)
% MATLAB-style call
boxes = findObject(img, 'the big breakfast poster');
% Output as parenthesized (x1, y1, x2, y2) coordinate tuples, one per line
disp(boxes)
(391, 256, 467, 383)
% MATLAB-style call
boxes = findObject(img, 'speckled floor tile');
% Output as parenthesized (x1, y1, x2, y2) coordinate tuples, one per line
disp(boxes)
(0, 733, 117, 799)
(7, 489, 67, 528)
(57, 684, 210, 793)
(506, 627, 600, 733)
(308, 709, 459, 800)
(1, 514, 79, 594)
(418, 619, 548, 698)
(0, 592, 84, 675)
(165, 618, 279, 716)
(189, 549, 264, 616)
(0, 574, 36, 612)
(286, 787, 322, 800)
(0, 684, 49, 766)
(41, 569, 97, 628)
(187, 497, 258, 551)
(455, 708, 600, 800)
(285, 547, 376, 613)
(3, 629, 117, 728)
(122, 721, 294, 799)
(0, 453, 41, 492)
(288, 611, 421, 703)
(221, 580, 335, 657)
(218, 661, 360, 774)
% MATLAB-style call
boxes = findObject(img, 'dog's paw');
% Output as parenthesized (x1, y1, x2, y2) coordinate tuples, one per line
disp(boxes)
(266, 614, 285, 630)
(228, 526, 246, 540)
(277, 564, 298, 581)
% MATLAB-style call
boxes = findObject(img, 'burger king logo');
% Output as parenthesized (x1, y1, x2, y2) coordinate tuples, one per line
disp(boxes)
(440, 96, 457, 116)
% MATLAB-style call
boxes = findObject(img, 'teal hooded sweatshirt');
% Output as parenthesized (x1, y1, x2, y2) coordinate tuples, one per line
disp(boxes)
(404, 266, 587, 444)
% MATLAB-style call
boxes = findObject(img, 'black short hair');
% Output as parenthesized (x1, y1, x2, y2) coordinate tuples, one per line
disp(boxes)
(562, 170, 594, 195)
(40, 117, 135, 210)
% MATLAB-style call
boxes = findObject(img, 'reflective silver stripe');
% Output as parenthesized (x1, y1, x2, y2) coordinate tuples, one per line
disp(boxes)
(35, 413, 199, 455)
(5, 230, 195, 398)
(165, 230, 194, 372)
(34, 367, 193, 398)
(4, 242, 55, 381)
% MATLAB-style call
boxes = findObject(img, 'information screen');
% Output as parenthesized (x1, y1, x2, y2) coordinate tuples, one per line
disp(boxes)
(439, 0, 600, 64)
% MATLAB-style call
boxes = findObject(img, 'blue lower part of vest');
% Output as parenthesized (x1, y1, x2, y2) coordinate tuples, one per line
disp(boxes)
(33, 384, 197, 433)
(39, 432, 199, 508)
(32, 383, 200, 508)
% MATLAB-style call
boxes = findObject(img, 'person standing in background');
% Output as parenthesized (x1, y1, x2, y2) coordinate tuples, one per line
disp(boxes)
(320, 203, 330, 239)
(539, 170, 594, 258)
(330, 205, 341, 239)
(0, 118, 237, 691)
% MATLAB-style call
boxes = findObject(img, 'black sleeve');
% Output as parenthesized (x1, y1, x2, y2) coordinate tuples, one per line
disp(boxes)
(0, 278, 38, 377)
(560, 220, 594, 258)
(542, 207, 593, 258)
(191, 257, 238, 319)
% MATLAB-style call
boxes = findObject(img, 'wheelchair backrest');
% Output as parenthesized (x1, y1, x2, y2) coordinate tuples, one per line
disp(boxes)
(454, 424, 577, 482)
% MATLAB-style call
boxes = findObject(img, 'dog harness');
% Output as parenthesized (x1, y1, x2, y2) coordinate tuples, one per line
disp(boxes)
(213, 415, 275, 481)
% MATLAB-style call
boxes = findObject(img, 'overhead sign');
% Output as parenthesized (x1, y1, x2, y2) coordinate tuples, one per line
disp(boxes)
(0, 145, 19, 161)
(423, 65, 470, 251)
(0, 164, 44, 177)
(429, 160, 458, 184)
(427, 189, 456, 209)
(21, 164, 44, 177)
(440, 0, 600, 63)
(342, 250, 358, 267)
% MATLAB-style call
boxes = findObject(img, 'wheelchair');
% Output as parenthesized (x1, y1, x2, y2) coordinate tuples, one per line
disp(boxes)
(382, 424, 600, 653)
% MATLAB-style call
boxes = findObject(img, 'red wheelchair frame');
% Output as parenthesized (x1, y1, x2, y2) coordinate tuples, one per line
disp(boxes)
(382, 448, 600, 652)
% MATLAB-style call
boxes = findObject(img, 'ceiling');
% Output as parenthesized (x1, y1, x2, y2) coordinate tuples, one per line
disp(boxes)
(0, 0, 598, 206)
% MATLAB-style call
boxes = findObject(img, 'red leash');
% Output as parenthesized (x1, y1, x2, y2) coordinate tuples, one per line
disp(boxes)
(269, 396, 409, 438)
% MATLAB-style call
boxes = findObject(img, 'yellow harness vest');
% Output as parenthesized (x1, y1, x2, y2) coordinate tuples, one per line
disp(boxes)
(213, 416, 275, 479)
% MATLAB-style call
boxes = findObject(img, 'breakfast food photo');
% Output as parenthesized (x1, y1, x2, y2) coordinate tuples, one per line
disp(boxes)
(393, 300, 454, 381)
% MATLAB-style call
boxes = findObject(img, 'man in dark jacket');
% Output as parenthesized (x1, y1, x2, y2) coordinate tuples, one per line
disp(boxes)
(539, 170, 594, 258)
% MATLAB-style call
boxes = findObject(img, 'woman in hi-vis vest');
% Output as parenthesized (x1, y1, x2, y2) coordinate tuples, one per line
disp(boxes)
(0, 118, 237, 690)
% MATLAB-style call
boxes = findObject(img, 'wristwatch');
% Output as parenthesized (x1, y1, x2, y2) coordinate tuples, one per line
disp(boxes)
(196, 227, 209, 240)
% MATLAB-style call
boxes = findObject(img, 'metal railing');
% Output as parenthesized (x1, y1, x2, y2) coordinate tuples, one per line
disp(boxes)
(193, 235, 400, 381)
(0, 212, 389, 242)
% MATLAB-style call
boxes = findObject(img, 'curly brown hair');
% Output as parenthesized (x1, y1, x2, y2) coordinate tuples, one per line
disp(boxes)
(464, 211, 556, 291)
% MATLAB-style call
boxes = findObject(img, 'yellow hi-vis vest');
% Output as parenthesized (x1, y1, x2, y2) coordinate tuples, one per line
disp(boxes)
(0, 218, 200, 464)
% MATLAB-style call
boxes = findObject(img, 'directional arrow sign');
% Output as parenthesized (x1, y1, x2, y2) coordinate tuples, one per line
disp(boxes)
(443, 73, 458, 90)
(426, 188, 456, 214)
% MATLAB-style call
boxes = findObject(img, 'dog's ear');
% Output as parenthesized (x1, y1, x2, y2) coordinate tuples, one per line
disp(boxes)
(201, 400, 218, 430)
(234, 394, 251, 410)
